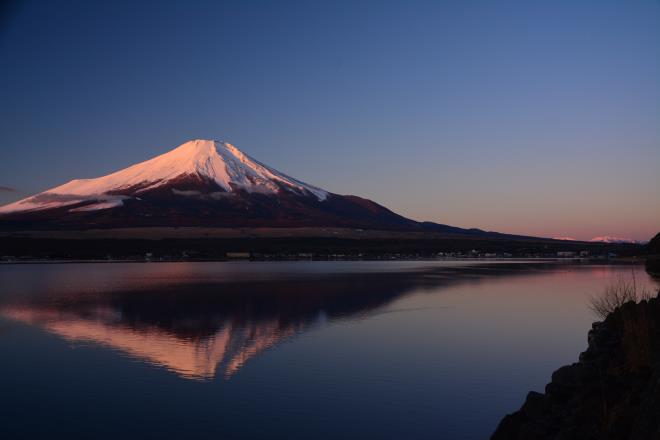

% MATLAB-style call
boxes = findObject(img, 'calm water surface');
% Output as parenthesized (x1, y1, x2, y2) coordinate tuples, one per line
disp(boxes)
(0, 260, 656, 439)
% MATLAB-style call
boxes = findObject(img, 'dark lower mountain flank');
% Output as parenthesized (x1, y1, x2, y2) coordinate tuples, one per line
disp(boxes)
(0, 177, 418, 230)
(0, 174, 541, 239)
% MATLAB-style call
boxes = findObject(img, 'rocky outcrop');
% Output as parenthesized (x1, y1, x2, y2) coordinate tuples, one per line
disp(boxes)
(492, 293, 660, 440)
(646, 233, 660, 255)
(646, 233, 660, 279)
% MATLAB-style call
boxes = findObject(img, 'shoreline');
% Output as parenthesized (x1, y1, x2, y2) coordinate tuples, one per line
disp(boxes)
(0, 257, 645, 265)
(0, 233, 641, 263)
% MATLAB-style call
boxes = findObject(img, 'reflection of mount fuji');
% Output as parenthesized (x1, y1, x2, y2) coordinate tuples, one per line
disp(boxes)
(2, 270, 445, 380)
(1, 264, 546, 380)
(4, 306, 299, 379)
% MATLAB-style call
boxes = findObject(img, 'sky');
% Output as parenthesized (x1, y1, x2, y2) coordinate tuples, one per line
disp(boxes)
(0, 0, 658, 241)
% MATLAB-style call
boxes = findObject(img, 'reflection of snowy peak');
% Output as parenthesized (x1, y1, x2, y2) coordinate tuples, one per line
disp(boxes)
(0, 139, 327, 214)
(2, 306, 306, 380)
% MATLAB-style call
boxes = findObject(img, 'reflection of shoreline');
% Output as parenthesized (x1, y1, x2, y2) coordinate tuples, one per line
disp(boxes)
(0, 262, 636, 380)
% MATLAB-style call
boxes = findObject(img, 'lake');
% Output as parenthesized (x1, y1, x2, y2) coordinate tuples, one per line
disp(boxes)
(0, 260, 656, 439)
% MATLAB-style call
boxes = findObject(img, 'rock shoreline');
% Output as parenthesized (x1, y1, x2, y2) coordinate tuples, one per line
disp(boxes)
(492, 292, 660, 440)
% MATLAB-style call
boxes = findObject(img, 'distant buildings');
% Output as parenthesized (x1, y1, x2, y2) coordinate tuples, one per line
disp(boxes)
(226, 252, 251, 259)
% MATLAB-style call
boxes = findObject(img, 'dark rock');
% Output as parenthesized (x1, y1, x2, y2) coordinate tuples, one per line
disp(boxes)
(645, 232, 660, 255)
(521, 391, 548, 419)
(491, 292, 660, 439)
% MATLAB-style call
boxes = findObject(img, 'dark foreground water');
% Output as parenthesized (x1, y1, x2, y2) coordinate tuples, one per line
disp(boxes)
(0, 260, 656, 439)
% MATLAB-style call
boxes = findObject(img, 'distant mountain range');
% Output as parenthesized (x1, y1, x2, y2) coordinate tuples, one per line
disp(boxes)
(554, 236, 647, 244)
(0, 139, 524, 238)
(588, 236, 647, 244)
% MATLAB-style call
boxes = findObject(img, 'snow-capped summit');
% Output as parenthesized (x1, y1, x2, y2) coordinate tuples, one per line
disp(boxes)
(589, 236, 646, 244)
(127, 139, 328, 200)
(0, 138, 569, 237)
(0, 138, 426, 231)
(0, 139, 327, 214)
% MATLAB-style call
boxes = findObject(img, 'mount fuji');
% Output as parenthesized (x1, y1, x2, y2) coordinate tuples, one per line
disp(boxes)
(2, 139, 463, 232)
(1, 140, 329, 214)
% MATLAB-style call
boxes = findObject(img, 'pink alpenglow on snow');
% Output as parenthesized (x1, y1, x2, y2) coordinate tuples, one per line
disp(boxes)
(589, 236, 646, 244)
(0, 140, 328, 214)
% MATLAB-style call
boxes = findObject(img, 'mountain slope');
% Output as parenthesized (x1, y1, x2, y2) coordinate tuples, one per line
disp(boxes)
(0, 140, 327, 214)
(0, 139, 424, 231)
(0, 139, 547, 239)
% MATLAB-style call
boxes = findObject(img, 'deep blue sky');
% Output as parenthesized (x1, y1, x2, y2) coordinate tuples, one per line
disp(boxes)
(1, 0, 658, 240)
